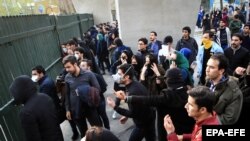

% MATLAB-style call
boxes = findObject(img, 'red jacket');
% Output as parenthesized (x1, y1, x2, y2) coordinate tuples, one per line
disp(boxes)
(167, 112, 220, 141)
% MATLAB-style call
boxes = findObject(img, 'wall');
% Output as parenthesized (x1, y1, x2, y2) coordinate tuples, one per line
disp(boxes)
(72, 0, 113, 24)
(116, 0, 201, 52)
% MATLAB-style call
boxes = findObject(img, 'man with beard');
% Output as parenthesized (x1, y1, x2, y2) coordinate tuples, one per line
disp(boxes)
(148, 31, 162, 57)
(224, 33, 250, 75)
(63, 55, 102, 138)
(107, 64, 156, 141)
(216, 20, 231, 49)
(176, 26, 198, 65)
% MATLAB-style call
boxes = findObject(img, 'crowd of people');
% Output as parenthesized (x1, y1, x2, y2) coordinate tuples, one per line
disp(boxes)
(8, 8, 250, 141)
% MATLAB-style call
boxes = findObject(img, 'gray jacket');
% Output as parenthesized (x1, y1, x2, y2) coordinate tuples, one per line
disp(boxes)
(207, 76, 243, 125)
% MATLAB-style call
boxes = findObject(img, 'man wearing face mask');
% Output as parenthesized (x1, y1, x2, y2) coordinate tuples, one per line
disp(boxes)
(107, 64, 156, 141)
(74, 47, 85, 63)
(196, 30, 224, 85)
(113, 68, 195, 141)
(31, 65, 61, 113)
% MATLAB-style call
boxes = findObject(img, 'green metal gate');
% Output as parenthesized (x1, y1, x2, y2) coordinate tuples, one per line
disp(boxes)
(0, 14, 94, 141)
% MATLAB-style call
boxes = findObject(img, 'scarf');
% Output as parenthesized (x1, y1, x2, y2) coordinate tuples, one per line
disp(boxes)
(202, 38, 213, 49)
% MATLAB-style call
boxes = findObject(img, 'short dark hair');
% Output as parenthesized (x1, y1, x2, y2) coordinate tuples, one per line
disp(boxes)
(210, 53, 229, 73)
(81, 59, 93, 70)
(114, 38, 123, 46)
(232, 33, 243, 41)
(62, 55, 78, 65)
(163, 35, 173, 45)
(182, 26, 191, 34)
(150, 31, 157, 36)
(118, 64, 134, 80)
(138, 37, 148, 45)
(32, 65, 46, 74)
(244, 24, 250, 29)
(74, 47, 85, 54)
(234, 14, 239, 19)
(67, 39, 77, 46)
(203, 30, 214, 38)
(188, 86, 216, 113)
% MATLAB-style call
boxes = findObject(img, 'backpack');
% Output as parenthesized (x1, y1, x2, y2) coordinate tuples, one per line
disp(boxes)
(75, 85, 100, 107)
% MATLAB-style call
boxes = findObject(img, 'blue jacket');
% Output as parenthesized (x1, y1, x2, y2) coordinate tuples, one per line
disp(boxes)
(38, 75, 61, 109)
(196, 42, 224, 78)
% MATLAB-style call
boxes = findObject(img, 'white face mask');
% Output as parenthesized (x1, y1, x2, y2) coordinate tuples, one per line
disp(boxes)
(31, 75, 39, 82)
(74, 54, 79, 60)
(62, 48, 67, 53)
(112, 73, 123, 84)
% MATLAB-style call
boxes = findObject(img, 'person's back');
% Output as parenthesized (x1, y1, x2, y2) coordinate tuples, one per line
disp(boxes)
(9, 75, 63, 141)
(21, 93, 63, 141)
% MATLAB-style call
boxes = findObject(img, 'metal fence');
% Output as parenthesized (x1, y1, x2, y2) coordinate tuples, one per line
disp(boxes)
(0, 13, 94, 141)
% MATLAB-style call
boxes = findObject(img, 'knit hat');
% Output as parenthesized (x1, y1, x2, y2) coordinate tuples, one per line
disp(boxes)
(164, 68, 184, 89)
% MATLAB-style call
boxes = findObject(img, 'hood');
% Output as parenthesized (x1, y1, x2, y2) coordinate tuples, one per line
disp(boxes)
(180, 48, 191, 59)
(164, 68, 184, 89)
(9, 75, 37, 105)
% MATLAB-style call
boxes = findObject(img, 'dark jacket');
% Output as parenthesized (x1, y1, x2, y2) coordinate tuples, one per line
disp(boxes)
(135, 49, 153, 69)
(224, 46, 250, 75)
(176, 37, 198, 65)
(94, 73, 107, 99)
(65, 69, 100, 118)
(126, 86, 194, 134)
(114, 81, 155, 128)
(9, 75, 63, 141)
(38, 75, 61, 109)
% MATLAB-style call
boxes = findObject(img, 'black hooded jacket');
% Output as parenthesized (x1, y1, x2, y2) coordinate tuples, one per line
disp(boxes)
(9, 75, 63, 141)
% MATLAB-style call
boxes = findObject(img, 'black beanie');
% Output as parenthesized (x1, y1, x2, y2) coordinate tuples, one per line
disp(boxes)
(164, 68, 184, 89)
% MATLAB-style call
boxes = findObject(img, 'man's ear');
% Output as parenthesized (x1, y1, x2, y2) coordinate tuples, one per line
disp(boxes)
(199, 107, 207, 114)
(124, 74, 130, 80)
(74, 63, 78, 67)
(219, 68, 225, 75)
